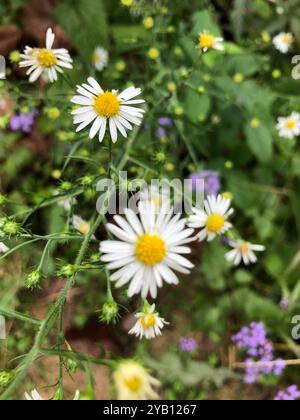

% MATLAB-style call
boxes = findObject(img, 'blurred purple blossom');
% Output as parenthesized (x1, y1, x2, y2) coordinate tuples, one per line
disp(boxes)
(156, 127, 167, 138)
(179, 337, 197, 352)
(280, 298, 290, 310)
(189, 170, 220, 196)
(274, 385, 300, 400)
(158, 117, 172, 127)
(10, 110, 37, 133)
(232, 322, 286, 384)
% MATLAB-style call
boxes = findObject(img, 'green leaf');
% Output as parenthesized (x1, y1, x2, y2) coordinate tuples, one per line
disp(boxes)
(183, 88, 211, 123)
(191, 10, 222, 37)
(245, 123, 273, 162)
(53, 0, 108, 61)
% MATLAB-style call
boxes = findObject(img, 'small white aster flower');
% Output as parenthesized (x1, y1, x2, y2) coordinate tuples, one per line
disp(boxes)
(139, 185, 171, 210)
(19, 28, 73, 83)
(272, 32, 294, 54)
(277, 112, 300, 139)
(92, 46, 109, 72)
(100, 201, 195, 299)
(198, 30, 224, 52)
(188, 194, 234, 242)
(72, 215, 91, 235)
(54, 190, 77, 211)
(225, 240, 265, 266)
(113, 360, 160, 400)
(25, 389, 80, 400)
(129, 303, 168, 339)
(0, 242, 9, 253)
(71, 77, 145, 143)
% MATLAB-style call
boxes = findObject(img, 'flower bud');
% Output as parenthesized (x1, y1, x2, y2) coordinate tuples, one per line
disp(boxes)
(99, 300, 120, 324)
(0, 370, 14, 388)
(25, 270, 41, 289)
(58, 264, 77, 278)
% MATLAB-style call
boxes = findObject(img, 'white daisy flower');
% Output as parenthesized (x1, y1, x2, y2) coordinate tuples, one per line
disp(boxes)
(54, 190, 77, 211)
(92, 46, 109, 72)
(72, 215, 91, 235)
(225, 240, 265, 266)
(139, 185, 171, 210)
(129, 303, 168, 339)
(25, 389, 80, 400)
(188, 194, 234, 242)
(113, 360, 160, 400)
(0, 242, 9, 253)
(198, 30, 224, 52)
(273, 32, 294, 54)
(100, 201, 195, 299)
(71, 77, 145, 143)
(19, 28, 73, 83)
(277, 112, 300, 139)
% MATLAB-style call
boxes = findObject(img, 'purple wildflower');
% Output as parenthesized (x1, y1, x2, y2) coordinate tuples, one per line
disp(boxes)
(179, 337, 197, 352)
(156, 127, 167, 139)
(188, 170, 221, 196)
(232, 322, 286, 384)
(9, 110, 37, 133)
(274, 385, 300, 401)
(280, 298, 290, 310)
(158, 117, 172, 127)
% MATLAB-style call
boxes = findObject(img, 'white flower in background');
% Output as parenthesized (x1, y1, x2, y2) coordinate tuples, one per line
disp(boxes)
(19, 28, 73, 83)
(0, 242, 9, 253)
(272, 32, 294, 53)
(129, 303, 168, 339)
(277, 112, 300, 139)
(72, 215, 91, 235)
(198, 30, 224, 52)
(139, 185, 170, 209)
(71, 77, 145, 143)
(113, 360, 160, 400)
(92, 46, 109, 72)
(54, 190, 77, 211)
(100, 201, 195, 299)
(25, 389, 80, 400)
(225, 240, 265, 266)
(188, 194, 234, 242)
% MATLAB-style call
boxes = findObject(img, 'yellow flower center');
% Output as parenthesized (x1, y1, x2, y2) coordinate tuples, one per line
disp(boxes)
(199, 33, 216, 49)
(282, 34, 293, 45)
(79, 222, 90, 235)
(36, 49, 57, 67)
(124, 375, 143, 392)
(94, 91, 120, 118)
(135, 234, 167, 266)
(285, 119, 296, 130)
(206, 213, 225, 233)
(239, 242, 250, 255)
(140, 314, 156, 329)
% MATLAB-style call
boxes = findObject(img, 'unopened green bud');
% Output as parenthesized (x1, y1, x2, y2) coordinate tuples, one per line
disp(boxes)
(25, 270, 41, 289)
(60, 181, 72, 192)
(80, 175, 94, 188)
(66, 358, 78, 373)
(90, 253, 100, 263)
(99, 300, 120, 325)
(58, 264, 77, 278)
(154, 151, 166, 163)
(0, 370, 15, 387)
(2, 220, 20, 236)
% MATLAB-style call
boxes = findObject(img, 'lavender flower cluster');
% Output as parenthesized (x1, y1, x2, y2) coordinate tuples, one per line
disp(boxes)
(156, 116, 172, 139)
(179, 337, 198, 352)
(232, 322, 286, 384)
(10, 110, 37, 133)
(274, 385, 300, 401)
(189, 170, 220, 196)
